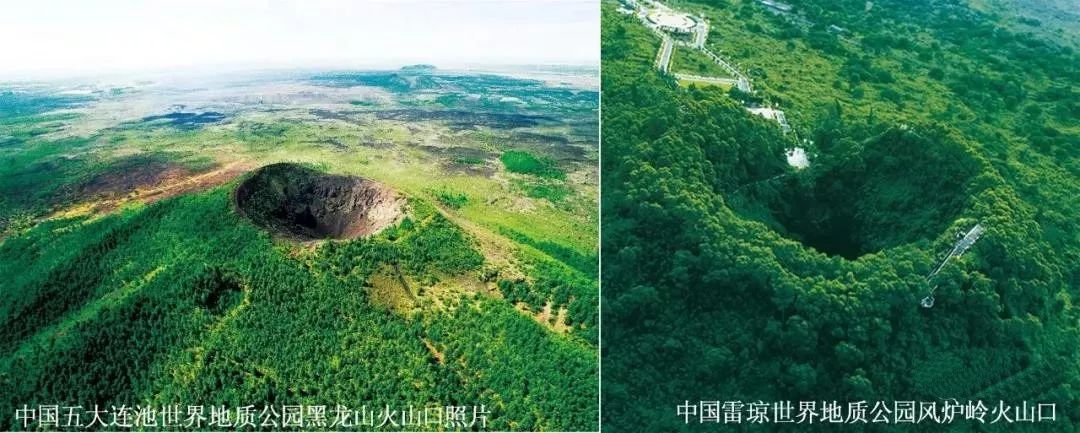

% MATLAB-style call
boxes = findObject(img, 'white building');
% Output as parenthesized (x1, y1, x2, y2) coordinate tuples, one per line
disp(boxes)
(646, 10, 696, 33)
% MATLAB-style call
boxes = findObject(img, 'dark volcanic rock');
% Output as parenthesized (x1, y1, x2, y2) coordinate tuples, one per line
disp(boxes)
(235, 163, 404, 240)
(141, 111, 226, 130)
(373, 109, 554, 129)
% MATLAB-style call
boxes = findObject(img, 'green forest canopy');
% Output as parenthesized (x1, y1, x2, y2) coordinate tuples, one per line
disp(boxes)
(0, 178, 598, 431)
(602, 0, 1078, 431)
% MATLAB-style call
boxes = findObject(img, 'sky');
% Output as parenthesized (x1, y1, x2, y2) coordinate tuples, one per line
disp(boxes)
(0, 0, 598, 80)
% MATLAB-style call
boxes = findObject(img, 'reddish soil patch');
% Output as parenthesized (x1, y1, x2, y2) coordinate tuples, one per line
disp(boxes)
(79, 161, 192, 199)
(422, 339, 446, 365)
(53, 161, 255, 217)
(140, 162, 253, 204)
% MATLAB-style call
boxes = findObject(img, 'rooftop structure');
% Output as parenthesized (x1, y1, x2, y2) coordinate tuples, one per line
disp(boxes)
(646, 10, 696, 33)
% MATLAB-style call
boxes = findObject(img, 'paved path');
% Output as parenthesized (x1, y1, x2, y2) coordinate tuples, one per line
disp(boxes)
(927, 223, 986, 281)
(636, 0, 784, 125)
(922, 223, 986, 307)
(657, 37, 674, 72)
(700, 47, 752, 92)
(673, 73, 738, 85)
(694, 20, 708, 48)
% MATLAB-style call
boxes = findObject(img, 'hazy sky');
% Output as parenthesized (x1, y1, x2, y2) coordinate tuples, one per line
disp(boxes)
(0, 0, 598, 80)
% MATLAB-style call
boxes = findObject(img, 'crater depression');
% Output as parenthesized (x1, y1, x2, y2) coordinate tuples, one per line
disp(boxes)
(731, 128, 984, 259)
(235, 163, 404, 240)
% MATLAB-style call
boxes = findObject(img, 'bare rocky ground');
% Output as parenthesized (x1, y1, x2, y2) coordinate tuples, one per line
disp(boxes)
(235, 163, 404, 241)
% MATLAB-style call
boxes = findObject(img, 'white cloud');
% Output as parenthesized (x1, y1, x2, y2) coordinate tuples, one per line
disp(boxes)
(0, 0, 598, 80)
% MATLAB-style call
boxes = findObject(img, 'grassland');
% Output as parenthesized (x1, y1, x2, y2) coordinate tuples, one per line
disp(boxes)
(0, 66, 599, 430)
(670, 45, 735, 78)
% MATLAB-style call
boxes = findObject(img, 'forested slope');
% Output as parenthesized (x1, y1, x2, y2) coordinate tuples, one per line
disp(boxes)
(602, 1, 1079, 431)
(0, 175, 598, 431)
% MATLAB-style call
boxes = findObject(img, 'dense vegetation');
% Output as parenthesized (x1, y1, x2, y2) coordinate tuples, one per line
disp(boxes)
(732, 124, 987, 259)
(602, 1, 1078, 432)
(500, 150, 565, 180)
(671, 46, 734, 78)
(0, 65, 599, 431)
(0, 181, 598, 431)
